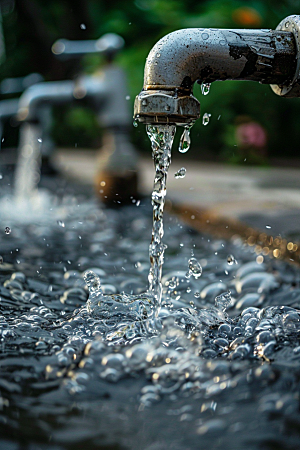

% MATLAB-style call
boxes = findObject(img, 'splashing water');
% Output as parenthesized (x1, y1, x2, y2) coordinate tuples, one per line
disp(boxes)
(202, 112, 211, 126)
(227, 254, 238, 265)
(201, 82, 211, 95)
(0, 192, 300, 448)
(174, 167, 186, 179)
(215, 290, 232, 311)
(0, 115, 300, 448)
(186, 257, 202, 279)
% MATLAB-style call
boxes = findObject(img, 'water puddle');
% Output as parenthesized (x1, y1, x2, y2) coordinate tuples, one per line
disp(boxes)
(0, 125, 300, 449)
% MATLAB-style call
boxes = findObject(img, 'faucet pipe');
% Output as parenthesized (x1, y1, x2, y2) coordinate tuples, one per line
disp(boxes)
(0, 73, 44, 95)
(52, 33, 124, 60)
(134, 15, 300, 125)
(17, 67, 131, 129)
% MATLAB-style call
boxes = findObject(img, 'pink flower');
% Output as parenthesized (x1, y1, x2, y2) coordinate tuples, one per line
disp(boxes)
(236, 122, 267, 148)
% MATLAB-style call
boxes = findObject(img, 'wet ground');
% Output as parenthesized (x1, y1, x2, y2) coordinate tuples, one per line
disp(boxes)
(0, 167, 300, 449)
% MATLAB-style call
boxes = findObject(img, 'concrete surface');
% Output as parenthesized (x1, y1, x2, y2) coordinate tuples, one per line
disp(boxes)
(53, 148, 300, 238)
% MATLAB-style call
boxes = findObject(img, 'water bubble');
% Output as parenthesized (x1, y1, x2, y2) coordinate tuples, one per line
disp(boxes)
(215, 291, 232, 312)
(80, 23, 86, 29)
(4, 227, 11, 235)
(174, 167, 186, 179)
(37, 138, 42, 143)
(178, 127, 191, 153)
(126, 95, 130, 100)
(227, 254, 238, 265)
(202, 32, 209, 40)
(133, 119, 139, 128)
(201, 82, 211, 95)
(187, 257, 202, 279)
(202, 113, 211, 126)
(57, 220, 65, 228)
(0, 174, 2, 179)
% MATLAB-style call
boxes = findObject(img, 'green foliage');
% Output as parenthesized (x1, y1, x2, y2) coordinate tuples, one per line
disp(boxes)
(1, 0, 300, 160)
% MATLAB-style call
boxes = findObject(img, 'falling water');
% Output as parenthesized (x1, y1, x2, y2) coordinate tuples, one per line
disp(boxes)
(178, 124, 192, 153)
(201, 82, 211, 95)
(146, 124, 176, 304)
(14, 122, 42, 199)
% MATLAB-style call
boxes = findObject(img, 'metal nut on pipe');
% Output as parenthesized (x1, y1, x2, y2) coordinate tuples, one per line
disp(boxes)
(134, 90, 200, 125)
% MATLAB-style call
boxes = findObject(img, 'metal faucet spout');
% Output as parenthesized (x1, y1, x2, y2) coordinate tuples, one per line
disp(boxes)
(134, 15, 300, 125)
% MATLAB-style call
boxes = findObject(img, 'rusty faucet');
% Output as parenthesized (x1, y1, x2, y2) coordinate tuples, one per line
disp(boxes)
(134, 15, 300, 125)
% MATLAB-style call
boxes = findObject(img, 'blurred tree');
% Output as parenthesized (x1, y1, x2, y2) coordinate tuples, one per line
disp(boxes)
(0, 0, 300, 161)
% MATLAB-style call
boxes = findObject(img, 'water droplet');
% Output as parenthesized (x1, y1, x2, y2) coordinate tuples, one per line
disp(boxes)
(187, 257, 202, 279)
(194, 291, 200, 298)
(178, 127, 191, 153)
(126, 95, 130, 100)
(202, 113, 211, 126)
(174, 167, 186, 179)
(37, 138, 42, 143)
(133, 119, 139, 128)
(266, 225, 271, 229)
(57, 220, 65, 228)
(215, 291, 232, 311)
(83, 270, 103, 306)
(227, 254, 238, 265)
(285, 21, 290, 28)
(201, 82, 211, 95)
(202, 32, 209, 40)
(80, 23, 86, 29)
(5, 227, 11, 235)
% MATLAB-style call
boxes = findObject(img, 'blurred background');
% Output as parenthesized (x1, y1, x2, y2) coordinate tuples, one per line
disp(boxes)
(0, 0, 300, 166)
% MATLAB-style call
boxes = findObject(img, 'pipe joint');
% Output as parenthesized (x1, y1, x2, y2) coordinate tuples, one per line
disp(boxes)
(134, 90, 200, 125)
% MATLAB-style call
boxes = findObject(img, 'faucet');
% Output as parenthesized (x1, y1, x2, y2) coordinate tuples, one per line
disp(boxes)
(134, 15, 300, 125)
(14, 34, 138, 203)
(0, 73, 44, 146)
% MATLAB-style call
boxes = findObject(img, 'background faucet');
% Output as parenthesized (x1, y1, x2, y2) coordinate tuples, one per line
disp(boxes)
(14, 33, 138, 203)
(134, 15, 300, 126)
(0, 73, 44, 148)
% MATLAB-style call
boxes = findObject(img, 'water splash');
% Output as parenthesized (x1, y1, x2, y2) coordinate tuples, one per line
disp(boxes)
(215, 291, 232, 312)
(201, 82, 211, 95)
(174, 167, 186, 179)
(227, 254, 238, 265)
(186, 257, 202, 279)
